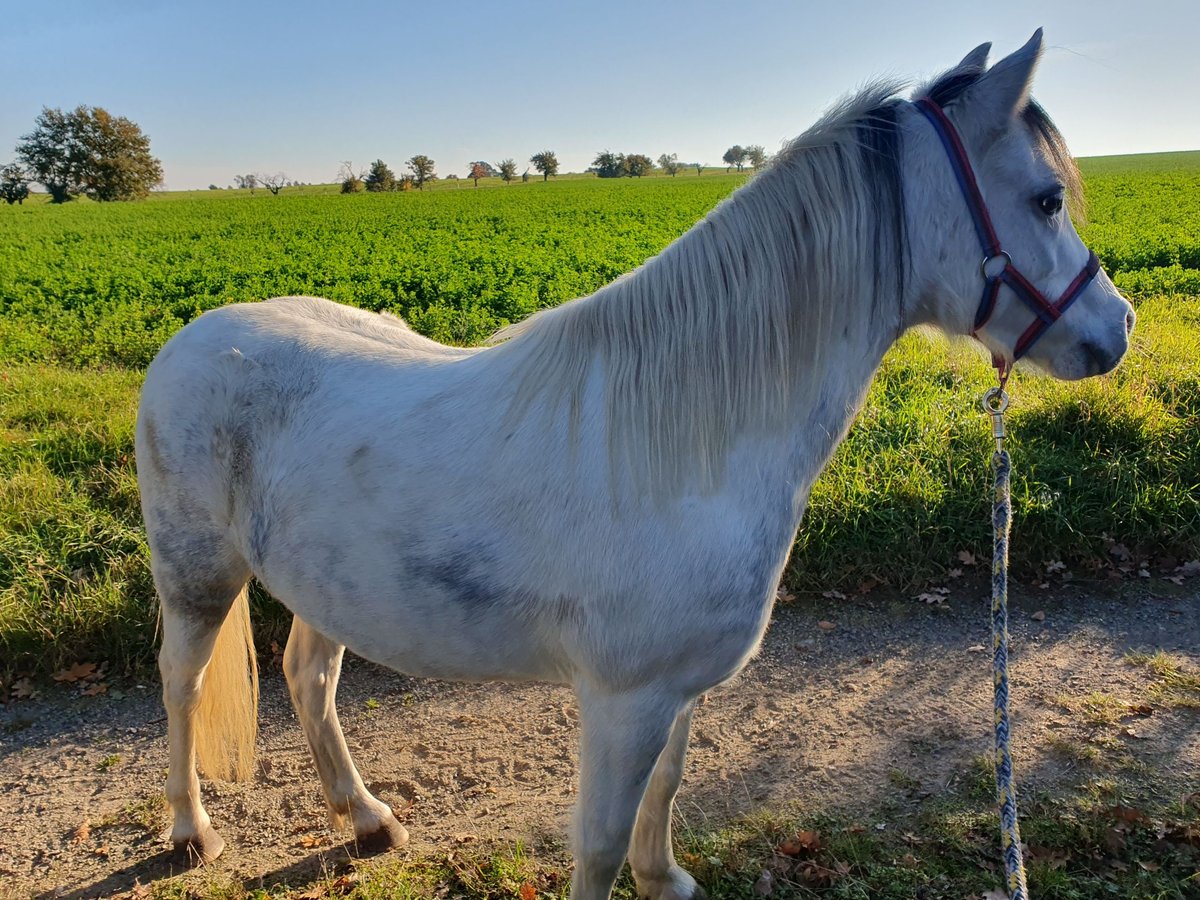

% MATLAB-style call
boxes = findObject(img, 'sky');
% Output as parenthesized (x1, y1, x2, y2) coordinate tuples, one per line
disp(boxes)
(1, 0, 1197, 190)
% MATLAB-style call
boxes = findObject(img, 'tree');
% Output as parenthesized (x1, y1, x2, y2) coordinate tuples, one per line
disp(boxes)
(592, 151, 623, 178)
(522, 168, 530, 183)
(469, 162, 488, 187)
(497, 159, 517, 183)
(258, 172, 287, 195)
(16, 106, 163, 202)
(234, 174, 258, 191)
(338, 161, 363, 193)
(722, 145, 748, 172)
(530, 150, 558, 181)
(623, 154, 653, 177)
(407, 155, 435, 189)
(746, 145, 768, 169)
(0, 163, 31, 204)
(657, 153, 681, 176)
(694, 162, 704, 176)
(364, 159, 395, 192)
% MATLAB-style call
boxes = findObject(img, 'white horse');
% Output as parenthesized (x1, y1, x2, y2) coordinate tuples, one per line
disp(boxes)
(137, 31, 1132, 899)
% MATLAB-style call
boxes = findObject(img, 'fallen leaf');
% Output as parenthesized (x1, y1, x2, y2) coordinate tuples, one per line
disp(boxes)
(1030, 610, 1046, 622)
(130, 882, 150, 899)
(968, 644, 986, 653)
(93, 845, 109, 857)
(1108, 542, 1132, 562)
(899, 852, 919, 868)
(917, 593, 946, 605)
(1138, 860, 1161, 872)
(817, 620, 836, 632)
(10, 677, 38, 700)
(1108, 805, 1151, 825)
(856, 577, 880, 594)
(778, 830, 823, 856)
(80, 682, 108, 697)
(947, 567, 963, 579)
(1127, 703, 1153, 717)
(957, 550, 978, 566)
(1177, 560, 1200, 576)
(53, 662, 97, 683)
(71, 820, 91, 845)
(776, 587, 796, 604)
(821, 589, 846, 600)
(519, 882, 537, 900)
(1045, 560, 1066, 573)
(296, 833, 321, 848)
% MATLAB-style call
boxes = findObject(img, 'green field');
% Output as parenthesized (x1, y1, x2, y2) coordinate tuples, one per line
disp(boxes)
(2, 154, 1199, 679)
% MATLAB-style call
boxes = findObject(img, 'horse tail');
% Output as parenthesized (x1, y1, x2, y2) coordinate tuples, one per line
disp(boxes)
(195, 584, 259, 782)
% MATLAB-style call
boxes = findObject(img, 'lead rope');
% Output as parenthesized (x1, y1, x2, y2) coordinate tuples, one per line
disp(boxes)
(982, 374, 1029, 900)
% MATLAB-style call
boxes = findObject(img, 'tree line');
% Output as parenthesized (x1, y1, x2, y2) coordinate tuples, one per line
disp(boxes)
(3, 106, 163, 203)
(1, 104, 773, 204)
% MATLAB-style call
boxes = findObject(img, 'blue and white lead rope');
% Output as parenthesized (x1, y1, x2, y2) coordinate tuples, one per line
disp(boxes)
(985, 384, 1028, 900)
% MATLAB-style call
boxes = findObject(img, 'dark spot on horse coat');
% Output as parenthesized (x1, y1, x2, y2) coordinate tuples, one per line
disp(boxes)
(142, 419, 170, 477)
(249, 511, 271, 569)
(405, 552, 506, 609)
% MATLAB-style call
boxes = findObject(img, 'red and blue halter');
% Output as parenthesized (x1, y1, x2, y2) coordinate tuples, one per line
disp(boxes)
(914, 97, 1100, 374)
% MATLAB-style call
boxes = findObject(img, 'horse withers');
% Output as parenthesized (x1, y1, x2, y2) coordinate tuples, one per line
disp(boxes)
(137, 30, 1132, 900)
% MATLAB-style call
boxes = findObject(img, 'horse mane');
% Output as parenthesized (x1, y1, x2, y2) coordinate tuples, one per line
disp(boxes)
(491, 80, 912, 498)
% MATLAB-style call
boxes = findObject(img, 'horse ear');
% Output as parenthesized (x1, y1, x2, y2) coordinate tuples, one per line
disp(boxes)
(957, 42, 991, 72)
(959, 29, 1043, 133)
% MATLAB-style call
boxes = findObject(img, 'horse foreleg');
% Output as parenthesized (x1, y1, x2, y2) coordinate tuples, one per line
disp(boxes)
(283, 616, 408, 853)
(571, 686, 683, 900)
(628, 703, 704, 899)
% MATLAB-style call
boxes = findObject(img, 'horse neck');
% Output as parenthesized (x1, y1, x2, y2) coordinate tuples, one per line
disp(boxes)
(635, 157, 903, 500)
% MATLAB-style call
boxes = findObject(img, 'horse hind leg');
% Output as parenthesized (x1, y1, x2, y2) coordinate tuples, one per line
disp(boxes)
(628, 703, 704, 900)
(283, 615, 408, 853)
(158, 571, 258, 865)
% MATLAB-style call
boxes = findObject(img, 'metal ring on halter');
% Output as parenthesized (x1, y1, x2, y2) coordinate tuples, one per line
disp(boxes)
(981, 250, 1012, 280)
(982, 386, 1009, 414)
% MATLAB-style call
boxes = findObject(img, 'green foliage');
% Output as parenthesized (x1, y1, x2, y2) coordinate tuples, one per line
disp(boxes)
(657, 153, 681, 176)
(722, 144, 747, 172)
(497, 159, 517, 183)
(622, 153, 653, 177)
(17, 106, 163, 202)
(0, 163, 30, 205)
(364, 159, 395, 193)
(746, 144, 767, 169)
(593, 150, 623, 178)
(530, 150, 558, 181)
(406, 155, 435, 189)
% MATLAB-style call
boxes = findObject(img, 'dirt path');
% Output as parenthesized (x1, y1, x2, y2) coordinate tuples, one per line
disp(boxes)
(2, 579, 1197, 899)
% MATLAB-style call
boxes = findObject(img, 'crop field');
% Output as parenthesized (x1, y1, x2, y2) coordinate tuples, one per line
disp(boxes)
(2, 155, 1199, 678)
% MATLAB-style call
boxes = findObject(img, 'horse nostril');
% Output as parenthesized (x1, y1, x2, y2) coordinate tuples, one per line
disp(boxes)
(1125, 308, 1136, 335)
(1081, 341, 1116, 376)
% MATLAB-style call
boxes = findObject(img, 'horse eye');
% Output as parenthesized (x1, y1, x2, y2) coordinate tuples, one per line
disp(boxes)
(1038, 193, 1064, 216)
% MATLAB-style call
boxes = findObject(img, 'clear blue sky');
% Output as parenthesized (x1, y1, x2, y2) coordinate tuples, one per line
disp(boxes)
(2, 0, 1196, 190)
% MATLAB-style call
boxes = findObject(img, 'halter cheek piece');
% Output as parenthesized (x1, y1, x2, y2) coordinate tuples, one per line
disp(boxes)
(914, 98, 1100, 368)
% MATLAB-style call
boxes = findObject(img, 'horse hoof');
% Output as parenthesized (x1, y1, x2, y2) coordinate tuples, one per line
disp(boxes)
(172, 825, 225, 866)
(352, 817, 409, 855)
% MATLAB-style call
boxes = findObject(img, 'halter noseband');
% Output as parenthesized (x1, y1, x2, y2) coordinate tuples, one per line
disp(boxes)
(914, 97, 1100, 370)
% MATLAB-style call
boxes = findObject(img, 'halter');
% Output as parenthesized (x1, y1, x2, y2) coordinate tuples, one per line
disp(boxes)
(914, 97, 1100, 377)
